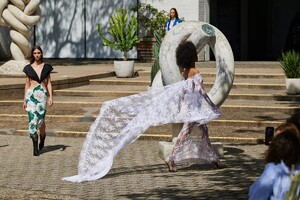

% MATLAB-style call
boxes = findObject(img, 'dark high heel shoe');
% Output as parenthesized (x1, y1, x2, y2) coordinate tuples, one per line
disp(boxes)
(165, 160, 177, 172)
(39, 134, 46, 151)
(32, 136, 39, 156)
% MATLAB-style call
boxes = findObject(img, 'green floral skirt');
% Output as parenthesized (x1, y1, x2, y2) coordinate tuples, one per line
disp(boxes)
(25, 84, 48, 138)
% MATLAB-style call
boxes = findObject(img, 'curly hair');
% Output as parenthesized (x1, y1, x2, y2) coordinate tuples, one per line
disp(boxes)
(176, 41, 197, 70)
(265, 131, 300, 169)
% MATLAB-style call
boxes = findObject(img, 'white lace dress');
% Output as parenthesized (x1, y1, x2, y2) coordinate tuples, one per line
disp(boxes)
(62, 74, 220, 182)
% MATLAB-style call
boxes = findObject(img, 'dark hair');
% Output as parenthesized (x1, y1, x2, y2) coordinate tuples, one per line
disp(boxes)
(170, 8, 179, 19)
(265, 131, 300, 169)
(287, 113, 300, 132)
(275, 123, 300, 139)
(30, 45, 43, 64)
(176, 41, 197, 70)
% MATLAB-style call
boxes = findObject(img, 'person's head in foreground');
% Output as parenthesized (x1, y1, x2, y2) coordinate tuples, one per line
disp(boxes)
(274, 123, 300, 139)
(265, 131, 300, 168)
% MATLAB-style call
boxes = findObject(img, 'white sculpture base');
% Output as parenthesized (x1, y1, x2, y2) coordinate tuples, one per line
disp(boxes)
(158, 140, 224, 161)
(0, 60, 29, 75)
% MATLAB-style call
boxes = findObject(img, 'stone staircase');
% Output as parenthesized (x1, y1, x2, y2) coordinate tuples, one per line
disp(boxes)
(0, 62, 299, 143)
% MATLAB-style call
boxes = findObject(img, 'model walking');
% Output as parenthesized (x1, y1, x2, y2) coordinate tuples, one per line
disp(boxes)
(23, 46, 53, 156)
(63, 41, 220, 182)
(165, 42, 220, 171)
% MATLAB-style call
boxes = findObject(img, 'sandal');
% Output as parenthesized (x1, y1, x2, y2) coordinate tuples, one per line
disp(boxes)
(165, 160, 177, 172)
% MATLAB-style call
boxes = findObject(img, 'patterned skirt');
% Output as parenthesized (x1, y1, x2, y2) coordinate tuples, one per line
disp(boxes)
(25, 84, 48, 138)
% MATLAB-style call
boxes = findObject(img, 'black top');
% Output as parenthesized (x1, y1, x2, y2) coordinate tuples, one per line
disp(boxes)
(23, 64, 53, 83)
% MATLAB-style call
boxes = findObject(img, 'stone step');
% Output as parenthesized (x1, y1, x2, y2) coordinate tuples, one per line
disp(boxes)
(53, 88, 300, 101)
(0, 106, 297, 125)
(0, 112, 284, 127)
(137, 70, 285, 79)
(90, 79, 286, 90)
(1, 99, 298, 110)
(116, 68, 285, 80)
(2, 122, 270, 143)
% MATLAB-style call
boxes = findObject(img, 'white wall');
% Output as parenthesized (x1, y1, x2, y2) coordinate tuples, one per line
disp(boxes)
(141, 0, 211, 61)
(1, 0, 210, 60)
(36, 0, 138, 59)
(141, 0, 199, 21)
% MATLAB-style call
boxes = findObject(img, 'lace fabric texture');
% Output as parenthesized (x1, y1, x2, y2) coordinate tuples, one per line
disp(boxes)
(62, 74, 220, 182)
(169, 123, 219, 165)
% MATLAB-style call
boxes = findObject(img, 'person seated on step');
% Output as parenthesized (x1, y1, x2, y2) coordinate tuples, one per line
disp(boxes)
(249, 130, 300, 200)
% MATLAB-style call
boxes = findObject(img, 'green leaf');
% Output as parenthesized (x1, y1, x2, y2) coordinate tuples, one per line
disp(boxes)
(97, 8, 140, 60)
(279, 50, 300, 78)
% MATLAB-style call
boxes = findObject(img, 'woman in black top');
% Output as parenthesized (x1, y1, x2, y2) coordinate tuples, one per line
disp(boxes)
(23, 46, 53, 156)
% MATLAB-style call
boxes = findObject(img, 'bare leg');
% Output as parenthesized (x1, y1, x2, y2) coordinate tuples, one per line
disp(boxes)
(39, 121, 46, 150)
(166, 122, 195, 172)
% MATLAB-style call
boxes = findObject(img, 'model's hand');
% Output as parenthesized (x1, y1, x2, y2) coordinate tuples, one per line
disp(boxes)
(48, 98, 53, 106)
(23, 101, 26, 110)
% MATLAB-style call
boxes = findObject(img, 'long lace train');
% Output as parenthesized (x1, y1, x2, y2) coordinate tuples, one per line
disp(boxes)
(62, 74, 220, 182)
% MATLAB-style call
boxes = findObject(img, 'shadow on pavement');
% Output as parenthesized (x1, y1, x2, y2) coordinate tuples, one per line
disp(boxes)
(39, 144, 70, 154)
(115, 146, 264, 199)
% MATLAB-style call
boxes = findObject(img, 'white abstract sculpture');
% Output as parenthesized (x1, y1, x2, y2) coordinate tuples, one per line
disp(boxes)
(153, 21, 235, 107)
(0, 0, 41, 74)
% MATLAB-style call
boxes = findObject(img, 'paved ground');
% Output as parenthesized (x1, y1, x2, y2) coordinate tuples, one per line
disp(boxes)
(0, 134, 267, 200)
(0, 60, 284, 199)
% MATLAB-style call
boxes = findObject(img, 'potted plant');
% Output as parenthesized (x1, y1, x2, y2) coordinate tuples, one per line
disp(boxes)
(131, 3, 169, 62)
(279, 50, 300, 94)
(98, 8, 140, 77)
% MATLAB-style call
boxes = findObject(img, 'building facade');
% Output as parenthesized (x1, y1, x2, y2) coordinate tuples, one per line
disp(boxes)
(0, 0, 299, 61)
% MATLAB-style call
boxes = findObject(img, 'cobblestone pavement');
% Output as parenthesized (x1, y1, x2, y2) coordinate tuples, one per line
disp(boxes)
(0, 135, 267, 200)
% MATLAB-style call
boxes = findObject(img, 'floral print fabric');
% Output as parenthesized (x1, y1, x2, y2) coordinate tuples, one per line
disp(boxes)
(25, 84, 48, 138)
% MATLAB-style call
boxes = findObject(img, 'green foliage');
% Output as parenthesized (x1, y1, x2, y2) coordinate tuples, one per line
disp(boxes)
(150, 31, 162, 86)
(279, 50, 300, 78)
(131, 3, 169, 39)
(98, 9, 140, 61)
